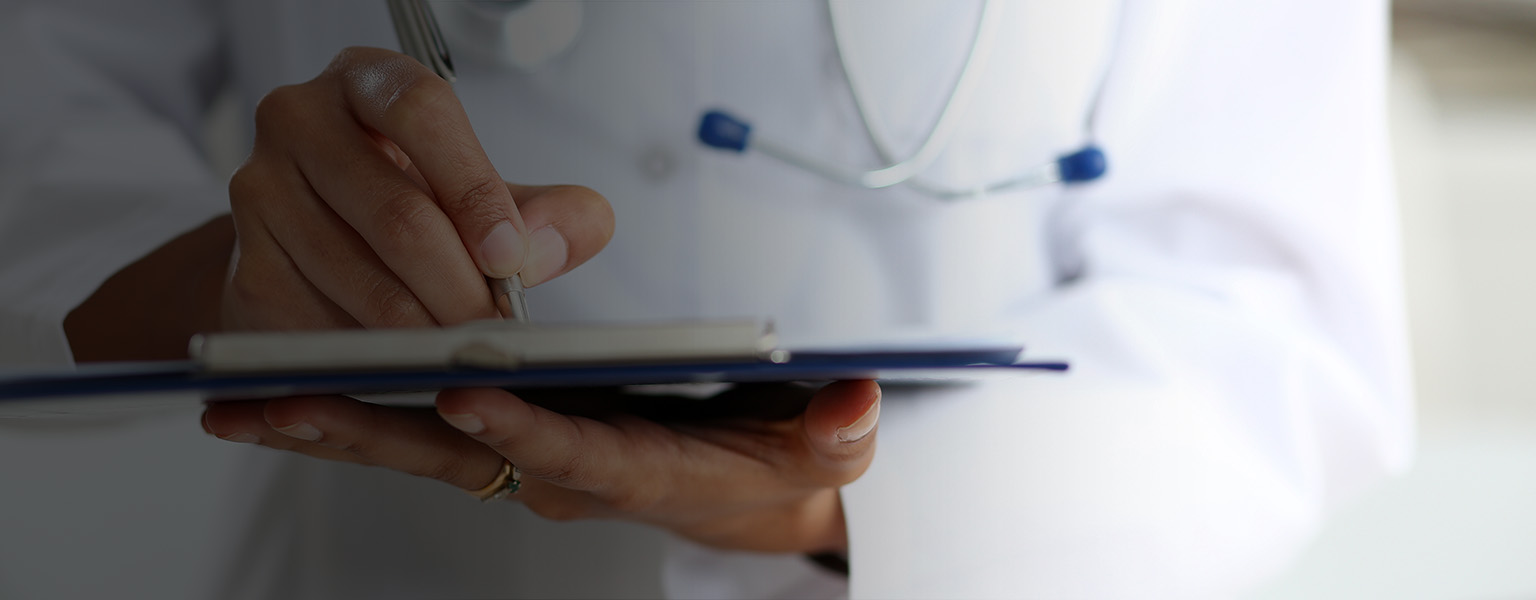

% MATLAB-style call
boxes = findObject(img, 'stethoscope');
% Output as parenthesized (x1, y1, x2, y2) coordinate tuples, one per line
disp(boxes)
(696, 0, 1111, 199)
(420, 0, 1112, 200)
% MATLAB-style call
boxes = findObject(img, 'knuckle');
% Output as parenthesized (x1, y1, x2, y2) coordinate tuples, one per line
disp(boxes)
(380, 70, 453, 128)
(325, 47, 444, 124)
(326, 46, 373, 72)
(527, 417, 602, 488)
(252, 84, 305, 132)
(538, 451, 591, 488)
(442, 176, 508, 220)
(362, 277, 423, 329)
(226, 167, 262, 213)
(226, 159, 284, 212)
(324, 47, 404, 83)
(371, 187, 440, 247)
(420, 456, 467, 486)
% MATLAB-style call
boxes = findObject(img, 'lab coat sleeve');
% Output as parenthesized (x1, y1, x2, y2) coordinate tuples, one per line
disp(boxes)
(0, 0, 229, 367)
(840, 2, 1409, 598)
(671, 2, 1408, 598)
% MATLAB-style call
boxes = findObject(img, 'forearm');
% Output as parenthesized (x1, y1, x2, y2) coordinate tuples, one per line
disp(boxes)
(64, 215, 233, 362)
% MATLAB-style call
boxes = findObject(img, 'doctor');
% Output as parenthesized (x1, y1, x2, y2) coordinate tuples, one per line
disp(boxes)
(0, 1, 1410, 598)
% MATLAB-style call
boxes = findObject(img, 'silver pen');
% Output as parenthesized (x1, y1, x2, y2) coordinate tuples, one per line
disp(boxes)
(387, 0, 531, 324)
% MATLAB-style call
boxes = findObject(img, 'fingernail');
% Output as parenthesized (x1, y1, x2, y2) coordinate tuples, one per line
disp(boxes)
(519, 226, 568, 287)
(276, 422, 323, 442)
(836, 395, 880, 443)
(440, 412, 485, 435)
(218, 432, 260, 444)
(480, 221, 527, 278)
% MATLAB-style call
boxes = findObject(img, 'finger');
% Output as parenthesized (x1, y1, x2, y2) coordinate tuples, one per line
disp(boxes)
(229, 152, 438, 329)
(798, 380, 880, 486)
(225, 166, 362, 330)
(369, 141, 613, 290)
(260, 395, 502, 492)
(505, 184, 615, 287)
(224, 230, 360, 331)
(369, 131, 431, 193)
(201, 400, 365, 464)
(209, 397, 600, 513)
(327, 47, 530, 281)
(435, 388, 652, 495)
(257, 82, 497, 325)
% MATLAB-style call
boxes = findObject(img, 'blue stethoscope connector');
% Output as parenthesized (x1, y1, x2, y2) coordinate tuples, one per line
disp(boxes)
(695, 0, 1117, 199)
(698, 110, 752, 153)
(1055, 146, 1107, 184)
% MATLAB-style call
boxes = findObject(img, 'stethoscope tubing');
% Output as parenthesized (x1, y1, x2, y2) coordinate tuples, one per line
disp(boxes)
(698, 0, 1113, 199)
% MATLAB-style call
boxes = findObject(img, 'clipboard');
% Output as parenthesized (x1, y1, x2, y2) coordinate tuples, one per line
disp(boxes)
(0, 320, 1068, 416)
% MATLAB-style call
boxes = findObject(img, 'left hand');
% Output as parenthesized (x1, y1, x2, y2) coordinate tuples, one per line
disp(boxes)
(201, 380, 880, 554)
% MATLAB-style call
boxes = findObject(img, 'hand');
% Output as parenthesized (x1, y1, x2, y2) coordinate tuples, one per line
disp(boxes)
(201, 46, 880, 555)
(224, 46, 613, 330)
(69, 47, 616, 360)
(201, 380, 881, 553)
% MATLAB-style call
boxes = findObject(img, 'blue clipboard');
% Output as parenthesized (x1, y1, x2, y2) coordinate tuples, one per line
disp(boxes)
(0, 348, 1067, 409)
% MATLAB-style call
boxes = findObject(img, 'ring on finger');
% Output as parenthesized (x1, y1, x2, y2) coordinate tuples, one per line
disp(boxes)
(469, 460, 521, 502)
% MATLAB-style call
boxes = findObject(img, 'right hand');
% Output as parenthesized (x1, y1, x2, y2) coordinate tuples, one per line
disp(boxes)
(224, 46, 613, 331)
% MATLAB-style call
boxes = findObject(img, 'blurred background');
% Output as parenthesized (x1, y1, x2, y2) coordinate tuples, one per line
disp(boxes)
(1252, 2, 1536, 598)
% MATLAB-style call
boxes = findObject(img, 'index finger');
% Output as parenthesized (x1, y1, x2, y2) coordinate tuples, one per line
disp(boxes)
(328, 47, 530, 279)
(435, 388, 648, 495)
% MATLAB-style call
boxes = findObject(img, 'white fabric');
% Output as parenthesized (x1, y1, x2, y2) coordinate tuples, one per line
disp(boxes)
(0, 1, 1408, 599)
(0, 0, 229, 366)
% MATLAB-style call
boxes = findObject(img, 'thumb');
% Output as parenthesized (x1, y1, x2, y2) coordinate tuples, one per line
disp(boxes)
(801, 380, 881, 471)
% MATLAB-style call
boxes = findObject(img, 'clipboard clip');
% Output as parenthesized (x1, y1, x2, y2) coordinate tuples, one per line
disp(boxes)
(190, 320, 777, 374)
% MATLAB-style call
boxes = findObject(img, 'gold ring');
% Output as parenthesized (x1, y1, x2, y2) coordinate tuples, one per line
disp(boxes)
(468, 460, 521, 502)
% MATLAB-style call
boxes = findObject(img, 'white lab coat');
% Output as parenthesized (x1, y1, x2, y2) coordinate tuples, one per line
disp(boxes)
(0, 1, 1410, 599)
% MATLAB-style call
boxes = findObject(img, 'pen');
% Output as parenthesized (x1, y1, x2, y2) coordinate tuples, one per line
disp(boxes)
(387, 0, 531, 324)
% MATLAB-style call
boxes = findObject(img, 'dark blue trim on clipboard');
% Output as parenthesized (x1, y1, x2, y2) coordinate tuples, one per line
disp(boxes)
(0, 349, 1068, 403)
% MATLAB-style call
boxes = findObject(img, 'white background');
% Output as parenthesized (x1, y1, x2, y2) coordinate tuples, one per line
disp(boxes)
(1253, 5, 1536, 598)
